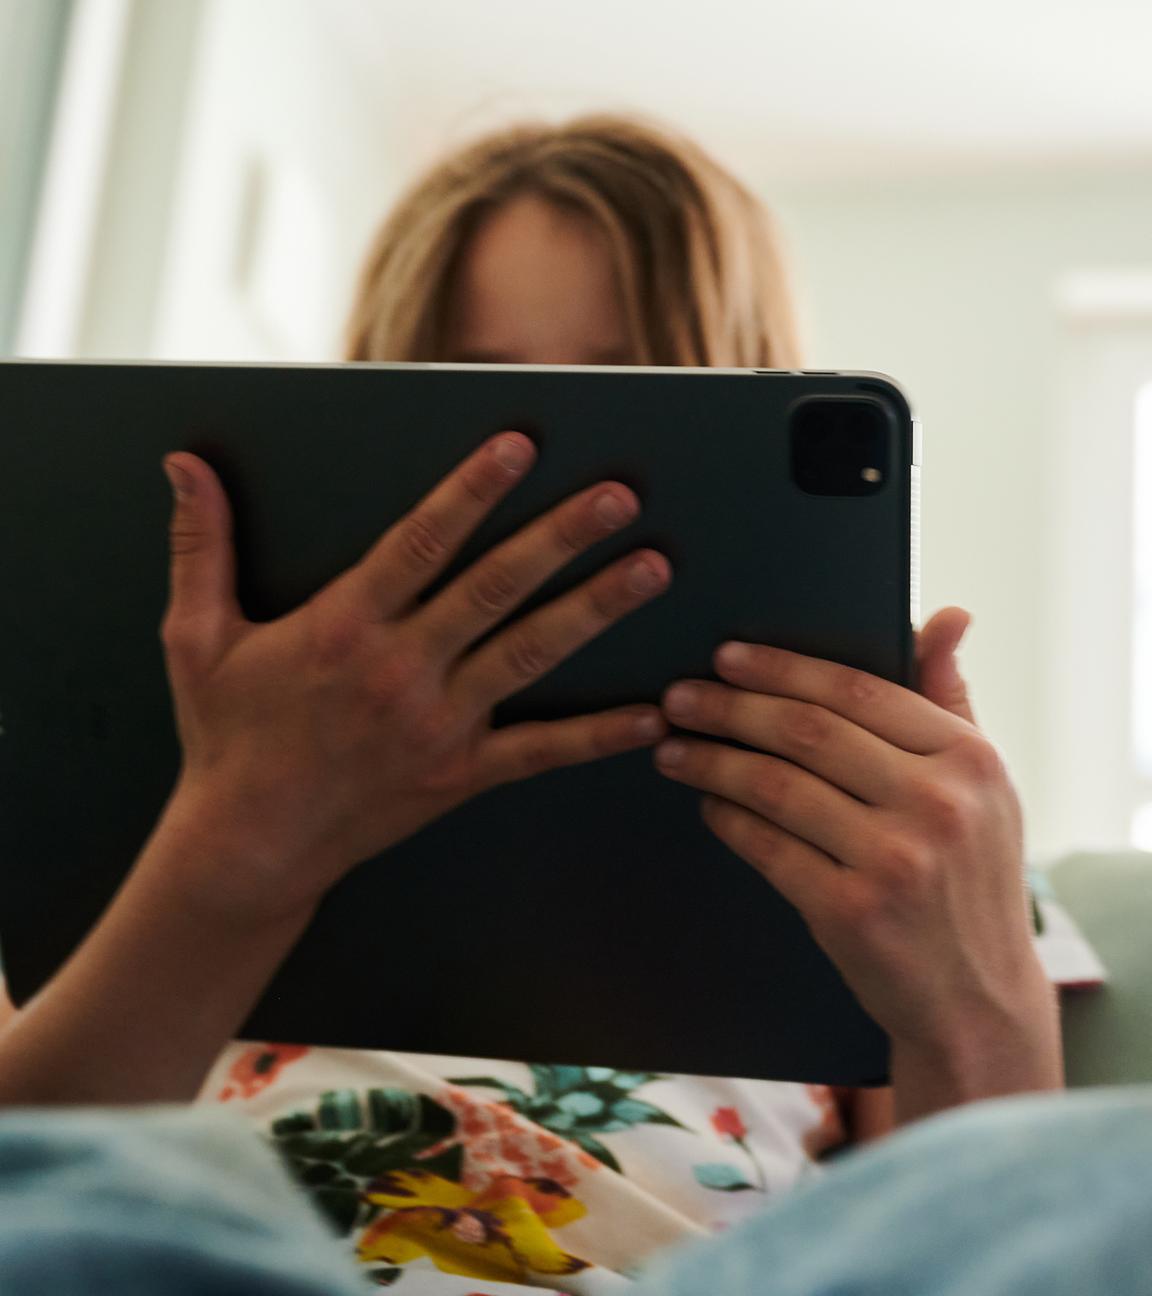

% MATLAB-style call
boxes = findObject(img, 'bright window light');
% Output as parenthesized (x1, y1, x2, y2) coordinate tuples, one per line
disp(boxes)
(1132, 801, 1152, 851)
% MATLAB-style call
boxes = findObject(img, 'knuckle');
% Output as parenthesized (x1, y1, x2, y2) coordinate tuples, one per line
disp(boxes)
(693, 685, 729, 731)
(501, 629, 555, 684)
(398, 511, 448, 570)
(737, 816, 783, 875)
(778, 700, 831, 753)
(307, 609, 366, 669)
(514, 729, 562, 779)
(405, 702, 458, 755)
(460, 458, 504, 507)
(951, 731, 1005, 783)
(168, 520, 207, 558)
(750, 761, 793, 815)
(914, 778, 973, 842)
(415, 749, 474, 798)
(364, 647, 421, 706)
(838, 666, 882, 708)
(469, 559, 520, 617)
(555, 505, 594, 555)
(585, 577, 625, 626)
(872, 832, 933, 887)
(748, 645, 784, 686)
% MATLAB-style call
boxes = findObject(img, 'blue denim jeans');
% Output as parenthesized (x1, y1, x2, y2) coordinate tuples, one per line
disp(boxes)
(0, 1105, 368, 1294)
(1, 1087, 1149, 1294)
(635, 1084, 1152, 1296)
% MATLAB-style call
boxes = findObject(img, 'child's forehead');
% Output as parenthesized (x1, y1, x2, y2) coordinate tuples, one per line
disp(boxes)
(444, 194, 633, 366)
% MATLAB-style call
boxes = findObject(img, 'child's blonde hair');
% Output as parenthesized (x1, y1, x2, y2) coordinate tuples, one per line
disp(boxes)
(345, 114, 802, 368)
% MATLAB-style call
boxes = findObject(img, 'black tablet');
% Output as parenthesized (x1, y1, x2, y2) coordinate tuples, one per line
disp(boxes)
(0, 360, 918, 1083)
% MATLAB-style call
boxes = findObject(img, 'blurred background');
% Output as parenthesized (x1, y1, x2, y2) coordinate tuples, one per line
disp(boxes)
(3, 0, 1152, 861)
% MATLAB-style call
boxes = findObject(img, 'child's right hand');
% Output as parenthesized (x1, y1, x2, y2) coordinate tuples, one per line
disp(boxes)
(157, 431, 671, 920)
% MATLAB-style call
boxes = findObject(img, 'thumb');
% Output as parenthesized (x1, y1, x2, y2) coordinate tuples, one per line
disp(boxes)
(916, 606, 976, 724)
(161, 453, 242, 664)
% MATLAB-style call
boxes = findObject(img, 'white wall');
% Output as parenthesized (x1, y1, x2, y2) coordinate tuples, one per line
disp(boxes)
(153, 0, 396, 361)
(768, 170, 1152, 856)
(14, 0, 203, 359)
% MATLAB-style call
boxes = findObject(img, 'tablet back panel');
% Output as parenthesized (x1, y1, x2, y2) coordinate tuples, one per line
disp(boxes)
(0, 362, 913, 1083)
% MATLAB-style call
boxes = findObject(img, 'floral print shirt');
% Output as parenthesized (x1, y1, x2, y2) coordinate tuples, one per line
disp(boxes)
(199, 1044, 847, 1293)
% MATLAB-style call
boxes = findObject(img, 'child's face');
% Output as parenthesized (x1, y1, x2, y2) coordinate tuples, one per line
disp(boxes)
(445, 192, 634, 367)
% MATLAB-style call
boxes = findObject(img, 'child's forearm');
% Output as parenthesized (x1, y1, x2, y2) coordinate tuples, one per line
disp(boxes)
(0, 807, 317, 1107)
(889, 971, 1064, 1126)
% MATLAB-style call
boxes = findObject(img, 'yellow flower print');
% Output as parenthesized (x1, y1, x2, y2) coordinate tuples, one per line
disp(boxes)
(357, 1168, 589, 1283)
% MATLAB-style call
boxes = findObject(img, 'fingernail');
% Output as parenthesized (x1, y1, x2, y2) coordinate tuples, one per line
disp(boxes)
(627, 557, 664, 595)
(163, 460, 194, 500)
(595, 490, 636, 530)
(655, 739, 687, 768)
(493, 435, 533, 472)
(717, 641, 751, 670)
(663, 682, 698, 719)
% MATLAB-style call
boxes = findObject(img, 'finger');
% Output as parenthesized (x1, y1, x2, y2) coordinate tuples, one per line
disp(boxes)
(654, 737, 874, 864)
(346, 432, 537, 618)
(661, 680, 914, 804)
(700, 793, 841, 917)
(916, 606, 976, 724)
(417, 481, 642, 657)
(478, 705, 668, 789)
(160, 453, 244, 665)
(711, 641, 967, 756)
(454, 550, 671, 707)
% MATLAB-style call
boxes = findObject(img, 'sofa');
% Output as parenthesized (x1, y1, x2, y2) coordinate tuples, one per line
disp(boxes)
(1050, 851, 1152, 1088)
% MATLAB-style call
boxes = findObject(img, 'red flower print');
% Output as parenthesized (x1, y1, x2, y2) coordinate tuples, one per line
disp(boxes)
(710, 1106, 748, 1141)
(439, 1087, 596, 1191)
(216, 1043, 309, 1101)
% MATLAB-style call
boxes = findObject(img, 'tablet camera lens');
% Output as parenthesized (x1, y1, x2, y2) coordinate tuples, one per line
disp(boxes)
(790, 398, 890, 496)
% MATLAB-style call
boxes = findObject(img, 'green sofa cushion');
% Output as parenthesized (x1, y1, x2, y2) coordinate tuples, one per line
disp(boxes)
(1050, 851, 1152, 1087)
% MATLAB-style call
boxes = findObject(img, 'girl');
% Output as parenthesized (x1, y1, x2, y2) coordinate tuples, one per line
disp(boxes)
(0, 116, 1060, 1294)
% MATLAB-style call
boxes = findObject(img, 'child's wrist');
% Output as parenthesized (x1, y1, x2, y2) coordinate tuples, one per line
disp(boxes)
(889, 979, 1063, 1123)
(144, 780, 330, 927)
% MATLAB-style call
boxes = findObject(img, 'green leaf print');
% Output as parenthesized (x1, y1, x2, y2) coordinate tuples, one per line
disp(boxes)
(364, 1266, 403, 1287)
(444, 1076, 533, 1111)
(447, 1065, 685, 1171)
(412, 1143, 465, 1183)
(610, 1098, 683, 1126)
(269, 1088, 461, 1237)
(556, 1091, 605, 1119)
(569, 1131, 623, 1173)
(693, 1162, 757, 1192)
(312, 1183, 364, 1233)
(602, 1071, 663, 1092)
(530, 1062, 587, 1095)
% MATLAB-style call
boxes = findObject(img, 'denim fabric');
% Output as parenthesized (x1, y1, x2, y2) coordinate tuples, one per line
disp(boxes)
(2, 1088, 1151, 1294)
(0, 1104, 368, 1294)
(633, 1085, 1152, 1296)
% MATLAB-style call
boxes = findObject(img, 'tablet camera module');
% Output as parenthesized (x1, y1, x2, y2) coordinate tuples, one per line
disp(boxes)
(790, 398, 890, 496)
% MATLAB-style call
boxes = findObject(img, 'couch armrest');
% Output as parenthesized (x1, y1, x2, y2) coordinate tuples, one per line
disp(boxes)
(1048, 851, 1152, 1087)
